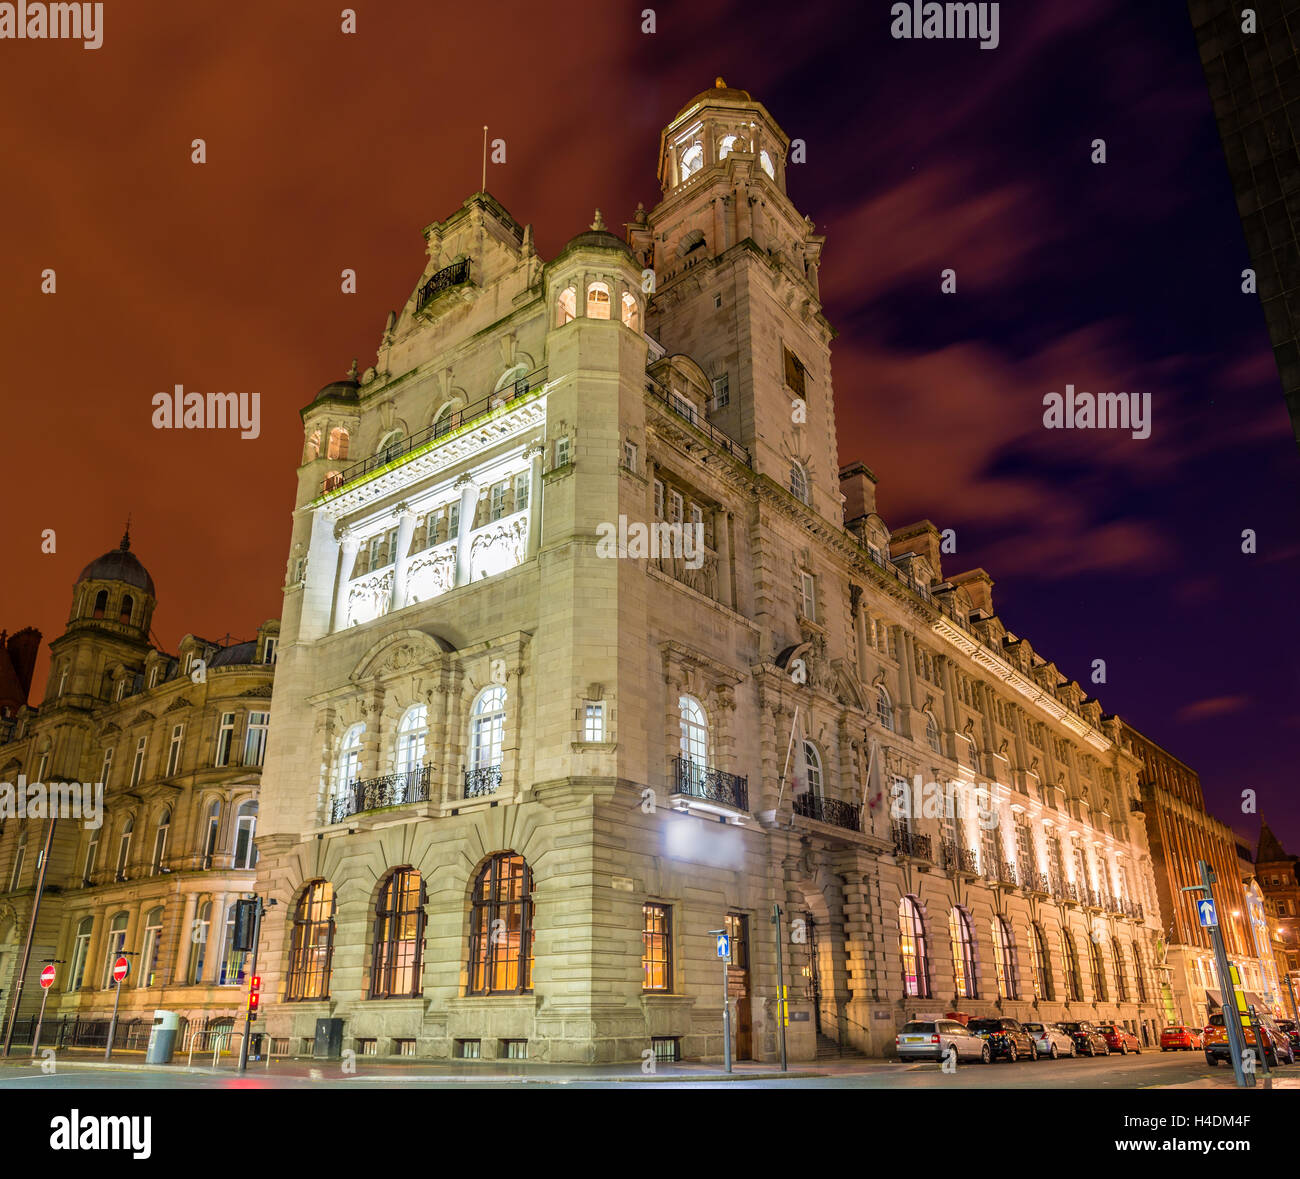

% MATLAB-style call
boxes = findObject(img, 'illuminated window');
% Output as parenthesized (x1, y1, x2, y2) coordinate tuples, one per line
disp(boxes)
(188, 900, 211, 982)
(470, 687, 506, 770)
(243, 712, 270, 766)
(925, 711, 942, 753)
(759, 150, 775, 179)
(642, 902, 672, 991)
(1113, 937, 1128, 1001)
(219, 902, 248, 987)
(803, 741, 823, 797)
(789, 462, 810, 505)
(233, 802, 258, 870)
(992, 917, 1018, 999)
(1030, 923, 1052, 1000)
(680, 142, 703, 179)
(586, 282, 611, 320)
(556, 286, 576, 326)
(396, 705, 427, 776)
(468, 853, 534, 994)
(1089, 938, 1107, 1002)
(372, 868, 426, 999)
(140, 906, 164, 987)
(215, 713, 235, 767)
(166, 724, 184, 777)
(151, 809, 170, 874)
(327, 427, 350, 460)
(876, 686, 895, 732)
(69, 917, 93, 991)
(583, 702, 604, 743)
(621, 291, 639, 330)
(287, 881, 336, 1000)
(950, 907, 977, 999)
(335, 723, 364, 796)
(899, 896, 930, 998)
(1061, 930, 1082, 1001)
(102, 911, 129, 988)
(718, 134, 738, 159)
(678, 695, 708, 767)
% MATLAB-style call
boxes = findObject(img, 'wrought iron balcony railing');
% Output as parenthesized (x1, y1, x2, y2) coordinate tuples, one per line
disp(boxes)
(645, 377, 751, 467)
(671, 757, 749, 810)
(331, 766, 431, 823)
(940, 840, 979, 875)
(464, 765, 502, 799)
(416, 257, 471, 313)
(892, 823, 932, 862)
(793, 792, 861, 832)
(997, 860, 1019, 888)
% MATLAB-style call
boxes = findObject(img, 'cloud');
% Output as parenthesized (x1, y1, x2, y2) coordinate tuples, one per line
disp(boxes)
(1177, 696, 1250, 723)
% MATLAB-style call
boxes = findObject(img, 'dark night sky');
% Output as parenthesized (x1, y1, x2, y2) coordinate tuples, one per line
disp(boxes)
(0, 1, 1295, 848)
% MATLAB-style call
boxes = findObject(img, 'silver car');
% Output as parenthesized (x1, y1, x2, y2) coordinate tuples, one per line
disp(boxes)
(896, 1018, 990, 1064)
(1022, 1021, 1076, 1059)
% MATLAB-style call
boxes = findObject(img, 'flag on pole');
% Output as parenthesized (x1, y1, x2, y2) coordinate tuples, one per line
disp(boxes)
(790, 708, 810, 796)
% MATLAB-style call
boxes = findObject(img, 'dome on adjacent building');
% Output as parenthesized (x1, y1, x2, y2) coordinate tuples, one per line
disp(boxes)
(77, 532, 156, 597)
(672, 77, 754, 121)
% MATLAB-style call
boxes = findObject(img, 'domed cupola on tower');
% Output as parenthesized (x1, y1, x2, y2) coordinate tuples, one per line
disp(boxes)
(70, 530, 157, 638)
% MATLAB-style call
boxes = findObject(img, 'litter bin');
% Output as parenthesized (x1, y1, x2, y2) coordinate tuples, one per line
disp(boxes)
(145, 1010, 179, 1064)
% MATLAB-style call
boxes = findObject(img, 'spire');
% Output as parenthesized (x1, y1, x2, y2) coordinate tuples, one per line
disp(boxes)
(1256, 819, 1291, 864)
(120, 514, 132, 552)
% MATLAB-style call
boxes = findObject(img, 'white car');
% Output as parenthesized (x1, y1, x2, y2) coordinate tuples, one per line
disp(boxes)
(896, 1018, 991, 1064)
(1022, 1021, 1076, 1059)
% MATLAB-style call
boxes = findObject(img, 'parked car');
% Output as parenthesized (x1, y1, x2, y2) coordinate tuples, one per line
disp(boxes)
(1023, 1021, 1076, 1059)
(1274, 1019, 1300, 1054)
(1160, 1024, 1204, 1051)
(1096, 1023, 1143, 1055)
(1204, 1012, 1297, 1068)
(896, 1018, 990, 1064)
(967, 1017, 1038, 1062)
(1057, 1020, 1110, 1056)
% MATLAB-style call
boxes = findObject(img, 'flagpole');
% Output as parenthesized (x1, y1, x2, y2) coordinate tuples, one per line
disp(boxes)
(774, 705, 800, 813)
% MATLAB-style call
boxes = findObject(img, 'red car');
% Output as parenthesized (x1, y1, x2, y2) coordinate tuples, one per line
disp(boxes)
(1095, 1023, 1143, 1055)
(1160, 1024, 1204, 1051)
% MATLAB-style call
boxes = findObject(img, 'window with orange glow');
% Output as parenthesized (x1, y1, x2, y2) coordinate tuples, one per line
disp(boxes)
(642, 903, 672, 991)
(468, 853, 533, 994)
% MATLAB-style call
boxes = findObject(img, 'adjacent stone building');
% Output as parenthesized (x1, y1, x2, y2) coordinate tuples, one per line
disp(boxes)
(252, 80, 1168, 1064)
(0, 534, 278, 1049)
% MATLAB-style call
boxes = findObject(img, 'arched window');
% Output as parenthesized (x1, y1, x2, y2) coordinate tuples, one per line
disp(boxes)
(376, 427, 404, 456)
(759, 150, 775, 179)
(306, 429, 320, 461)
(470, 687, 506, 770)
(115, 815, 134, 881)
(119, 595, 134, 625)
(468, 853, 534, 994)
(8, 825, 27, 891)
(789, 461, 810, 504)
(372, 868, 426, 999)
(102, 911, 129, 988)
(233, 801, 258, 870)
(220, 901, 248, 986)
(432, 401, 456, 439)
(335, 724, 365, 795)
(287, 881, 336, 1000)
(69, 916, 93, 990)
(203, 800, 221, 866)
(678, 695, 708, 768)
(140, 906, 164, 987)
(92, 590, 108, 619)
(719, 134, 738, 160)
(189, 900, 211, 982)
(326, 427, 350, 460)
(621, 291, 639, 330)
(876, 686, 895, 732)
(1061, 930, 1082, 1001)
(1030, 923, 1053, 1000)
(151, 808, 170, 874)
(396, 705, 428, 776)
(925, 710, 941, 753)
(950, 907, 977, 999)
(1132, 943, 1147, 1003)
(1113, 937, 1128, 1001)
(680, 141, 703, 179)
(1089, 938, 1108, 1002)
(556, 286, 576, 326)
(899, 896, 930, 998)
(586, 282, 611, 320)
(992, 917, 1018, 999)
(802, 741, 823, 797)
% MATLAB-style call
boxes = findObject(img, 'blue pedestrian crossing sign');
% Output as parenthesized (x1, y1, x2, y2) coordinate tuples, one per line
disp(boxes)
(716, 934, 730, 958)
(1198, 898, 1218, 927)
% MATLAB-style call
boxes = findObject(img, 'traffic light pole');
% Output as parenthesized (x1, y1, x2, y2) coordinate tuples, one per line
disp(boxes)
(237, 899, 264, 1072)
(1185, 859, 1252, 1088)
(772, 903, 788, 1072)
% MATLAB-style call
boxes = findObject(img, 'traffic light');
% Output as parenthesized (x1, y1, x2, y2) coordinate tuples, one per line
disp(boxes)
(232, 899, 258, 952)
(248, 975, 261, 1015)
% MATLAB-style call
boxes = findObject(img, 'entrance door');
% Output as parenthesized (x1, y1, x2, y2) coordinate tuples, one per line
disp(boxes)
(725, 913, 752, 1060)
(806, 914, 823, 1035)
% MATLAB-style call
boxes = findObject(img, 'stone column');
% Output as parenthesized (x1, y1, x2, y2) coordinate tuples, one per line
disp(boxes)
(938, 656, 958, 752)
(712, 509, 732, 608)
(526, 446, 544, 560)
(332, 526, 359, 633)
(454, 475, 479, 587)
(205, 893, 229, 984)
(172, 892, 198, 984)
(389, 503, 417, 612)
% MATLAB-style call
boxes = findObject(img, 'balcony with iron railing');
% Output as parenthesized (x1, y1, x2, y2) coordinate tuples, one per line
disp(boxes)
(891, 823, 932, 862)
(320, 366, 547, 495)
(330, 766, 431, 823)
(464, 765, 502, 799)
(415, 257, 472, 313)
(644, 377, 751, 467)
(793, 792, 862, 833)
(940, 839, 979, 875)
(671, 756, 749, 811)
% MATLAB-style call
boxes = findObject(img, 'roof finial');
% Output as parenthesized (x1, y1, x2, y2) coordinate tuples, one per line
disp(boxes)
(715, 76, 726, 88)
(590, 209, 606, 232)
(347, 358, 358, 381)
(120, 514, 132, 552)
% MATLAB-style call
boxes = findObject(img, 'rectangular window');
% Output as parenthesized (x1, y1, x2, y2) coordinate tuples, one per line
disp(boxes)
(653, 480, 664, 519)
(448, 502, 460, 536)
(490, 483, 507, 521)
(426, 513, 441, 547)
(130, 737, 147, 788)
(643, 902, 673, 991)
(783, 346, 806, 396)
(668, 491, 683, 524)
(216, 713, 235, 767)
(583, 702, 604, 743)
(166, 724, 184, 777)
(622, 441, 638, 472)
(555, 436, 571, 469)
(513, 472, 530, 513)
(800, 571, 816, 620)
(243, 712, 270, 767)
(689, 503, 704, 530)
(263, 638, 277, 664)
(711, 373, 729, 409)
(83, 831, 99, 884)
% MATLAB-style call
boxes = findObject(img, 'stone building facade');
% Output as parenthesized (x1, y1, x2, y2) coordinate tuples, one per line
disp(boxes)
(0, 534, 278, 1046)
(253, 80, 1168, 1064)
(1256, 822, 1300, 1015)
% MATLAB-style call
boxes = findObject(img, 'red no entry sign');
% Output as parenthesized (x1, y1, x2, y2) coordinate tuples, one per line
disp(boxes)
(39, 965, 56, 989)
(111, 956, 130, 984)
